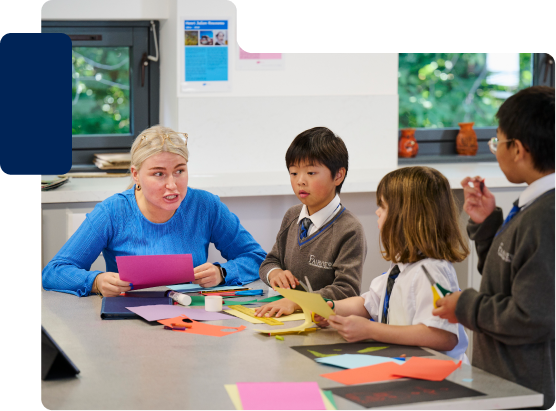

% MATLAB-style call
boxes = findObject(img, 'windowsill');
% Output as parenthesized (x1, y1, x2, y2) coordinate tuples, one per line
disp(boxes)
(398, 153, 497, 165)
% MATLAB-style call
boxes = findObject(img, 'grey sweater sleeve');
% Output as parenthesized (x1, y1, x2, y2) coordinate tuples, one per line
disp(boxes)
(467, 208, 504, 274)
(258, 208, 298, 286)
(456, 213, 555, 345)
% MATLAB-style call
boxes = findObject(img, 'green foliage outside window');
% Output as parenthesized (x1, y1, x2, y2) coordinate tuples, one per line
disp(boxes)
(399, 53, 532, 128)
(72, 47, 130, 135)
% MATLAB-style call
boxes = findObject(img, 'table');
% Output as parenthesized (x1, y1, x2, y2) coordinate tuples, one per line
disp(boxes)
(42, 281, 543, 409)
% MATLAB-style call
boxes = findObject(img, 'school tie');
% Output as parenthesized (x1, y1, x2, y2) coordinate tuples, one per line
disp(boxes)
(496, 201, 520, 236)
(299, 218, 313, 240)
(381, 265, 400, 324)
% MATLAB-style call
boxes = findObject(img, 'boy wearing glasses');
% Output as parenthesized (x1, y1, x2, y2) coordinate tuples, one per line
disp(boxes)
(433, 86, 555, 409)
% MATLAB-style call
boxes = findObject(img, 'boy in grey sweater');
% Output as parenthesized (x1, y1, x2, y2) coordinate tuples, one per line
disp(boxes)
(255, 127, 367, 318)
(433, 86, 555, 409)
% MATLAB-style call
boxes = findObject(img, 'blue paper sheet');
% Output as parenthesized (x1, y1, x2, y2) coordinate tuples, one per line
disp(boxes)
(316, 354, 404, 369)
(166, 284, 247, 292)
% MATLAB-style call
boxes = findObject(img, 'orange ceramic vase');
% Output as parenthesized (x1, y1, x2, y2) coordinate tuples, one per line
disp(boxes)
(456, 122, 478, 156)
(398, 128, 418, 158)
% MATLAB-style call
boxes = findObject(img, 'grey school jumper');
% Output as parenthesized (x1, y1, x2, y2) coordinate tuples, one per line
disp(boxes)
(260, 204, 367, 299)
(456, 190, 555, 409)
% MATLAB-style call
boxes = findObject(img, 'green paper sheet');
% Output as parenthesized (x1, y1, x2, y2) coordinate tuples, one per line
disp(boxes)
(256, 296, 284, 303)
(187, 296, 259, 307)
(322, 390, 337, 410)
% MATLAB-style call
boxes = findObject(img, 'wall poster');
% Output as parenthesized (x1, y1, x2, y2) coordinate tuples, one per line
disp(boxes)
(181, 19, 230, 93)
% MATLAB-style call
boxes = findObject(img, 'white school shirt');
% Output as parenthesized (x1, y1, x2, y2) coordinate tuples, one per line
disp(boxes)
(518, 172, 555, 209)
(266, 195, 341, 283)
(361, 258, 469, 362)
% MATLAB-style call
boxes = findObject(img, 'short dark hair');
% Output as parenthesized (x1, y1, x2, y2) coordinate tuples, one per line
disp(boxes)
(285, 127, 349, 193)
(496, 86, 555, 172)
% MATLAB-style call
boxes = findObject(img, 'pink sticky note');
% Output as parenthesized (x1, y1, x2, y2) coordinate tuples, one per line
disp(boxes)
(116, 254, 194, 290)
(236, 382, 326, 410)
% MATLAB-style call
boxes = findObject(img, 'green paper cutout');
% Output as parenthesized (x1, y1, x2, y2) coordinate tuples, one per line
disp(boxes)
(223, 299, 258, 306)
(308, 350, 340, 358)
(333, 349, 342, 351)
(357, 346, 388, 353)
(275, 335, 284, 341)
(322, 390, 337, 410)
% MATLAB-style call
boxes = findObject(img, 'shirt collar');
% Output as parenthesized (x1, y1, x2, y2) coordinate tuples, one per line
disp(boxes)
(298, 194, 341, 230)
(518, 173, 555, 208)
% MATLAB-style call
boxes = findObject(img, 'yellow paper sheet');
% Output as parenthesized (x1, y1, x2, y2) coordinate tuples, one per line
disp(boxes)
(224, 384, 243, 410)
(254, 287, 335, 335)
(224, 308, 306, 324)
(277, 288, 335, 319)
(321, 390, 336, 410)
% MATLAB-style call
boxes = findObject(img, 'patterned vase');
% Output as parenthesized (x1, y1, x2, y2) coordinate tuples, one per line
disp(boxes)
(398, 128, 419, 158)
(456, 122, 478, 156)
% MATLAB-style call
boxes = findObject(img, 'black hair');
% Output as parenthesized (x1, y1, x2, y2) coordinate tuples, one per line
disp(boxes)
(285, 127, 349, 194)
(496, 86, 555, 172)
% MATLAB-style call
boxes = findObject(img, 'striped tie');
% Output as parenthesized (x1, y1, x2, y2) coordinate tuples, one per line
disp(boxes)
(496, 201, 520, 237)
(299, 218, 312, 240)
(381, 265, 400, 324)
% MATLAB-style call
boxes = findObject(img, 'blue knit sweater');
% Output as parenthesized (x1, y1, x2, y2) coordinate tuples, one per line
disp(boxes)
(42, 187, 267, 296)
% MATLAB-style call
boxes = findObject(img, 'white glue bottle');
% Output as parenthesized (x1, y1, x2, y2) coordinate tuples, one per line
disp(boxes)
(167, 291, 192, 306)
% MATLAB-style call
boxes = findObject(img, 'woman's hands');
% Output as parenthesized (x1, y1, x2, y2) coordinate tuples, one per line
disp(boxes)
(268, 269, 299, 289)
(254, 298, 300, 318)
(461, 176, 496, 224)
(94, 272, 131, 297)
(194, 262, 224, 288)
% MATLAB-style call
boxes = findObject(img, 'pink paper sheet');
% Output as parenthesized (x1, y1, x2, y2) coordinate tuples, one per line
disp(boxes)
(126, 305, 234, 322)
(116, 254, 194, 289)
(236, 382, 326, 410)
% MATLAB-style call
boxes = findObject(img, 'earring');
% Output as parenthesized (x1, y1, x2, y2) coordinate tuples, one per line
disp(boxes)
(136, 184, 141, 191)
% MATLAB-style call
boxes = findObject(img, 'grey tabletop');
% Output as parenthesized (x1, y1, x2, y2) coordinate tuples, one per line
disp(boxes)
(42, 280, 542, 410)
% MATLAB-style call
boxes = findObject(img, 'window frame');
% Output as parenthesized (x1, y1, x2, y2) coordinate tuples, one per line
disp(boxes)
(397, 53, 551, 165)
(42, 20, 159, 171)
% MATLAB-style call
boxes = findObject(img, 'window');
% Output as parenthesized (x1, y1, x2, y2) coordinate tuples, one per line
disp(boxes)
(42, 21, 159, 171)
(398, 53, 535, 164)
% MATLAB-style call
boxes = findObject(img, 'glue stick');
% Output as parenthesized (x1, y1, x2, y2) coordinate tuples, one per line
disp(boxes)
(167, 291, 192, 306)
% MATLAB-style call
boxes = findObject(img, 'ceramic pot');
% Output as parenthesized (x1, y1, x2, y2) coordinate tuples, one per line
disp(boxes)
(398, 128, 419, 158)
(456, 122, 478, 156)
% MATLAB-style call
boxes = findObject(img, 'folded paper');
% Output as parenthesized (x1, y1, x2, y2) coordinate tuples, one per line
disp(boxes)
(117, 254, 194, 289)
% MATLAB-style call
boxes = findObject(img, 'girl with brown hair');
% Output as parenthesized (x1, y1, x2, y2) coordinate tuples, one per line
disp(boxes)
(316, 166, 470, 361)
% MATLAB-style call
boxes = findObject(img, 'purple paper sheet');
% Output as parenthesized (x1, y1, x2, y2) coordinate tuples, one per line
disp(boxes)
(116, 254, 194, 289)
(125, 305, 234, 322)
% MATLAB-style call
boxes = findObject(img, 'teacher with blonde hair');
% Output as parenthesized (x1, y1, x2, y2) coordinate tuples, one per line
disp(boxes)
(42, 125, 266, 297)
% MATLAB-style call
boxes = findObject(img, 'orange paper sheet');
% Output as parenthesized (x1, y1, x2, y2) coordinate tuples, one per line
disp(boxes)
(158, 315, 246, 337)
(392, 357, 462, 381)
(321, 362, 403, 385)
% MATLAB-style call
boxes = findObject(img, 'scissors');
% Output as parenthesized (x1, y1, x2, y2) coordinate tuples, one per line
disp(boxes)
(298, 276, 334, 322)
(422, 266, 452, 308)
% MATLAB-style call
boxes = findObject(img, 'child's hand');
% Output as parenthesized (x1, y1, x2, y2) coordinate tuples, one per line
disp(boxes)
(254, 299, 300, 318)
(328, 314, 373, 342)
(432, 291, 462, 323)
(313, 301, 334, 328)
(268, 269, 299, 289)
(461, 176, 496, 224)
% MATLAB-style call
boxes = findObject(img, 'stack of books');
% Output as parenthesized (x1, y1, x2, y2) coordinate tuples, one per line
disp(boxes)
(94, 153, 131, 171)
(41, 176, 69, 191)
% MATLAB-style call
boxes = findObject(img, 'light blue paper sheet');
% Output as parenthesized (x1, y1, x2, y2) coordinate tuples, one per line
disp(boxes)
(316, 354, 404, 369)
(166, 284, 247, 292)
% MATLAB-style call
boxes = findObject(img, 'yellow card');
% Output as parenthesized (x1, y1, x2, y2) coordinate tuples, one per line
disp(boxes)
(224, 384, 243, 410)
(224, 308, 306, 324)
(277, 288, 335, 319)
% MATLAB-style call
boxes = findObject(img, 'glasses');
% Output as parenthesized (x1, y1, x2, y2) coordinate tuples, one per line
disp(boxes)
(488, 137, 514, 154)
(140, 132, 188, 148)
